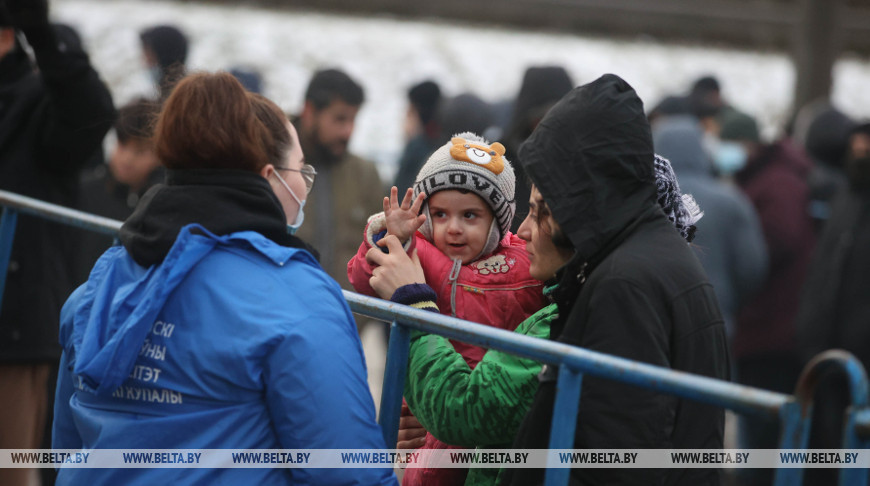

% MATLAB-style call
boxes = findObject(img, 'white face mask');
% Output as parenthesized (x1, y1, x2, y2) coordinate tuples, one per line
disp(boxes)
(273, 172, 306, 234)
(148, 66, 162, 86)
(714, 141, 748, 175)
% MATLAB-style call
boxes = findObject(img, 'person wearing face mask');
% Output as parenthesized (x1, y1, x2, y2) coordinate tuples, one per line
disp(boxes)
(717, 110, 816, 485)
(653, 116, 767, 341)
(52, 72, 397, 486)
(139, 24, 188, 100)
(252, 93, 311, 236)
(795, 120, 870, 486)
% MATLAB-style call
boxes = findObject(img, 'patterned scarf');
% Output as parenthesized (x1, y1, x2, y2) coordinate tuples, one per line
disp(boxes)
(654, 154, 703, 242)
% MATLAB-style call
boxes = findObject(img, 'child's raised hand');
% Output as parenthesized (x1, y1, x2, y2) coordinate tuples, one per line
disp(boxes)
(383, 186, 426, 243)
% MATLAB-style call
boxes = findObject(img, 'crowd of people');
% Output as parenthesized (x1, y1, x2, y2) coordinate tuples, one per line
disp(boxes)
(1, 0, 869, 485)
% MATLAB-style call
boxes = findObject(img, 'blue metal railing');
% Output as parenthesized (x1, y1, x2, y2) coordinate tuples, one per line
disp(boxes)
(2, 188, 870, 485)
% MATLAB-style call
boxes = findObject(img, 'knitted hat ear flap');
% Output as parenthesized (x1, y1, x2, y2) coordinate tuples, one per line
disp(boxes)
(472, 218, 501, 261)
(419, 202, 434, 241)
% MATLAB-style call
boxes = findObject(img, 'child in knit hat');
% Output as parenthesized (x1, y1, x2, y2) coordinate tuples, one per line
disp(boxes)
(349, 132, 547, 363)
(348, 131, 546, 485)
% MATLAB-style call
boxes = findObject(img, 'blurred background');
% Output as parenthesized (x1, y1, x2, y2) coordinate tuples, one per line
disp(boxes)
(54, 0, 870, 182)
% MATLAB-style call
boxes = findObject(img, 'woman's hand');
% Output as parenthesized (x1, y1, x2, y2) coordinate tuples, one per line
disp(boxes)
(383, 186, 426, 243)
(366, 235, 426, 299)
(397, 402, 427, 449)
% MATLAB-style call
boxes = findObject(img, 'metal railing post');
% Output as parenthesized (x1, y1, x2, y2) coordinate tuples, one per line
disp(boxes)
(0, 207, 19, 311)
(838, 355, 870, 486)
(378, 319, 411, 448)
(773, 400, 811, 486)
(544, 366, 583, 486)
(786, 350, 870, 486)
(840, 407, 870, 485)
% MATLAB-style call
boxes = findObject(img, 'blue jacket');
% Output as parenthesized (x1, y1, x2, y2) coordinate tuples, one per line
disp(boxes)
(53, 224, 397, 485)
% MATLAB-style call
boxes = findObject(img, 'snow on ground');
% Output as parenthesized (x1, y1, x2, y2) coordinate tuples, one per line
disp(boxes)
(55, 0, 870, 182)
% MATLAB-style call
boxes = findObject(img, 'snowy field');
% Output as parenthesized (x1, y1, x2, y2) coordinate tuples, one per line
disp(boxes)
(54, 0, 870, 181)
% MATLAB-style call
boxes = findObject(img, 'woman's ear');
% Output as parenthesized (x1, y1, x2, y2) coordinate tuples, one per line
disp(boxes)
(260, 164, 275, 179)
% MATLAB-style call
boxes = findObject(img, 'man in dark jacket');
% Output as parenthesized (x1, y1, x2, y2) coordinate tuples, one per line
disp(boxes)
(716, 110, 815, 486)
(0, 1, 114, 483)
(796, 121, 870, 486)
(503, 74, 730, 486)
(293, 69, 383, 292)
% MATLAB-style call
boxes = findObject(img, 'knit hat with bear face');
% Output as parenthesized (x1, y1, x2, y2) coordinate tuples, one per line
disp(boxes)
(413, 132, 516, 260)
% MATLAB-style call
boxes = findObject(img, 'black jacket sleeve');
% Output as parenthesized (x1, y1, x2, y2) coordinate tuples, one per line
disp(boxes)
(26, 23, 116, 174)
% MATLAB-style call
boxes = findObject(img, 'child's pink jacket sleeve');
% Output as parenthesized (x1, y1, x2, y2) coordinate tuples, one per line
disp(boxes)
(347, 211, 416, 298)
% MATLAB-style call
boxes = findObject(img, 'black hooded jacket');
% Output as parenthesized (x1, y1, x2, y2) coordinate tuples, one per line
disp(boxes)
(503, 75, 729, 486)
(0, 26, 115, 362)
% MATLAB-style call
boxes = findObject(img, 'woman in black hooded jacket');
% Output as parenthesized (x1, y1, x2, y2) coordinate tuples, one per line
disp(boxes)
(372, 74, 730, 485)
(502, 74, 730, 486)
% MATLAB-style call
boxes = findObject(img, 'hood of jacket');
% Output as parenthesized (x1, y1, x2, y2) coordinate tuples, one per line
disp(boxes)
(652, 115, 713, 177)
(517, 73, 657, 262)
(63, 222, 319, 397)
(120, 168, 316, 267)
(67, 169, 319, 396)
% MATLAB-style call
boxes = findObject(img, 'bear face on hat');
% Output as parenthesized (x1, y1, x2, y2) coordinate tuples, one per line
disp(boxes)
(449, 137, 507, 175)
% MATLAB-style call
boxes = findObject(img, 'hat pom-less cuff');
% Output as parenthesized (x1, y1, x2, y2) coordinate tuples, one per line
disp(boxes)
(364, 212, 414, 252)
(364, 212, 388, 248)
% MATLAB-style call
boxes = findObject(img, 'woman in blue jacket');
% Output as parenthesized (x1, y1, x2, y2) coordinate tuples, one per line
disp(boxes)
(52, 72, 397, 486)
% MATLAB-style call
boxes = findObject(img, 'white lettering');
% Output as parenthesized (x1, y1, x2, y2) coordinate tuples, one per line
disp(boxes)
(139, 340, 167, 361)
(151, 320, 175, 338)
(128, 364, 163, 383)
(117, 385, 183, 404)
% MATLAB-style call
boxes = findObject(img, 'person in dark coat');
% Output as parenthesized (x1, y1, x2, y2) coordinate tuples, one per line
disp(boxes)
(503, 66, 573, 231)
(796, 121, 870, 486)
(653, 115, 767, 337)
(798, 103, 855, 232)
(502, 74, 730, 486)
(436, 92, 495, 144)
(0, 1, 114, 484)
(139, 24, 188, 100)
(718, 110, 816, 486)
(393, 80, 441, 194)
(73, 97, 163, 284)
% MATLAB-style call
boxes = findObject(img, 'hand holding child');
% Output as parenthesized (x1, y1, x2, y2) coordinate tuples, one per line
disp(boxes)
(384, 186, 426, 243)
(366, 235, 426, 300)
(397, 402, 427, 449)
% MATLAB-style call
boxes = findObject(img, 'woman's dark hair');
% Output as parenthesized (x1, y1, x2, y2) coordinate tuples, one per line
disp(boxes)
(532, 189, 573, 250)
(248, 93, 291, 168)
(153, 71, 272, 172)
